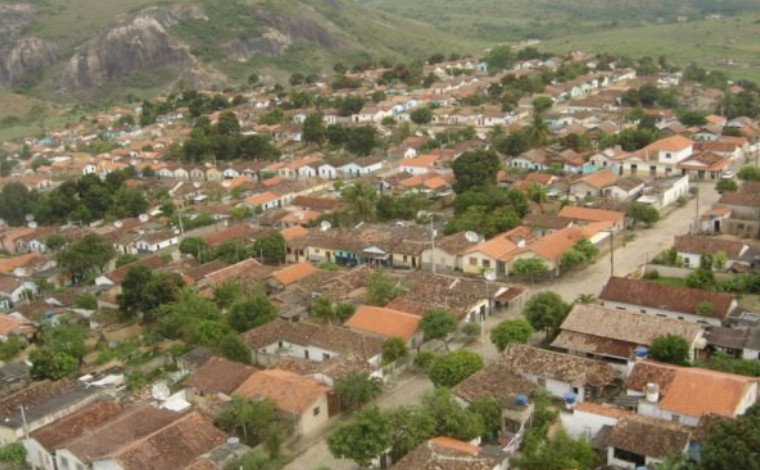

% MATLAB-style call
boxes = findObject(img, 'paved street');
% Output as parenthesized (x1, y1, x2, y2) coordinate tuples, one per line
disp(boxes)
(283, 181, 721, 470)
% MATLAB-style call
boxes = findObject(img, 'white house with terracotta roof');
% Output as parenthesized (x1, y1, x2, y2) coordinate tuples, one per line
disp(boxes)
(344, 305, 422, 348)
(626, 361, 758, 426)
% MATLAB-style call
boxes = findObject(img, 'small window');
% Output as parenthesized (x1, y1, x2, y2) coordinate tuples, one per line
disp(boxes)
(469, 257, 477, 266)
(482, 259, 491, 268)
(313, 406, 321, 416)
(640, 309, 646, 314)
(671, 415, 681, 423)
(323, 353, 331, 361)
(278, 341, 283, 348)
(61, 457, 70, 470)
(304, 350, 310, 359)
(666, 153, 671, 159)
(537, 377, 546, 387)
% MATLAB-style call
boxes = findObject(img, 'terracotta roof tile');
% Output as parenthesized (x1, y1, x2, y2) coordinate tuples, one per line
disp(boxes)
(607, 414, 690, 459)
(271, 262, 319, 286)
(30, 401, 123, 450)
(558, 206, 625, 224)
(674, 235, 746, 259)
(111, 412, 226, 470)
(501, 344, 620, 387)
(453, 357, 536, 404)
(391, 438, 498, 470)
(184, 356, 258, 395)
(234, 369, 328, 414)
(599, 276, 735, 318)
(574, 402, 630, 419)
(344, 305, 421, 340)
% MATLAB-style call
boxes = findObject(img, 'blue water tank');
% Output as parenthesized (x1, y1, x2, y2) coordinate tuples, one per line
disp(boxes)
(634, 346, 649, 358)
(563, 391, 577, 405)
(515, 394, 529, 406)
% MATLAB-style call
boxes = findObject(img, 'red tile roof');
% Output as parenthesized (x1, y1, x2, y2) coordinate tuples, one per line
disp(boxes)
(344, 305, 422, 340)
(234, 369, 328, 414)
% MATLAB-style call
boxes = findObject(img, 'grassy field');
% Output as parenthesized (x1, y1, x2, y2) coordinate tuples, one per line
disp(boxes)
(360, 0, 760, 42)
(542, 14, 760, 83)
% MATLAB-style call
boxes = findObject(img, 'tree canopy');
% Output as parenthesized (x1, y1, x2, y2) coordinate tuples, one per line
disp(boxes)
(524, 292, 571, 337)
(57, 234, 116, 284)
(490, 318, 533, 352)
(701, 404, 760, 470)
(451, 149, 500, 193)
(649, 334, 690, 366)
(428, 349, 484, 388)
(419, 309, 458, 350)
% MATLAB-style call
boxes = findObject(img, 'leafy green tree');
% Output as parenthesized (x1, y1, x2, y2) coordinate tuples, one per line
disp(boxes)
(737, 165, 760, 181)
(302, 113, 326, 145)
(428, 349, 484, 388)
(327, 406, 393, 467)
(410, 107, 433, 125)
(39, 323, 88, 361)
(701, 404, 760, 470)
(0, 442, 26, 466)
(335, 373, 384, 411)
(228, 295, 277, 332)
(420, 388, 485, 441)
(346, 125, 380, 155)
(29, 348, 78, 380)
(494, 132, 528, 156)
(629, 202, 660, 227)
(57, 234, 116, 284)
(252, 233, 286, 264)
(490, 318, 533, 352)
(469, 398, 503, 441)
(532, 96, 554, 114)
(451, 149, 500, 193)
(74, 292, 98, 310)
(45, 234, 67, 252)
(218, 333, 252, 364)
(511, 258, 549, 282)
(715, 178, 739, 194)
(484, 46, 516, 71)
(115, 254, 139, 267)
(118, 266, 184, 322)
(382, 337, 408, 364)
(512, 429, 597, 470)
(649, 334, 690, 366)
(365, 269, 398, 306)
(217, 396, 280, 446)
(108, 187, 148, 219)
(420, 309, 458, 350)
(385, 406, 436, 461)
(213, 281, 242, 310)
(686, 267, 716, 290)
(524, 292, 571, 337)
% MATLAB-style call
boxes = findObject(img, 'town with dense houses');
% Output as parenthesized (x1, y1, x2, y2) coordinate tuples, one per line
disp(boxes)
(0, 45, 759, 470)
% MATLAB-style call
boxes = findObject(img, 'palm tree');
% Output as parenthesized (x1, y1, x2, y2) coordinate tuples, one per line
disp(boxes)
(525, 113, 550, 148)
(527, 183, 548, 214)
(574, 293, 597, 305)
(341, 182, 378, 223)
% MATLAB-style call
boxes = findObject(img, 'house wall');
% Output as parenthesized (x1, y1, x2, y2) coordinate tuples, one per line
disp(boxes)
(607, 447, 667, 470)
(420, 248, 460, 272)
(23, 438, 57, 470)
(462, 252, 499, 276)
(298, 394, 330, 436)
(560, 409, 620, 440)
(92, 458, 124, 470)
(599, 300, 724, 327)
(522, 373, 585, 402)
(257, 340, 340, 363)
(735, 382, 757, 415)
(391, 253, 419, 269)
(637, 400, 700, 427)
(569, 182, 600, 199)
(742, 347, 760, 361)
(657, 146, 692, 164)
(56, 449, 89, 470)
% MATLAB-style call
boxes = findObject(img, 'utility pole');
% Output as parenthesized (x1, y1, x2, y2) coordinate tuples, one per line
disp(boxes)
(608, 230, 615, 278)
(430, 215, 436, 274)
(694, 186, 700, 235)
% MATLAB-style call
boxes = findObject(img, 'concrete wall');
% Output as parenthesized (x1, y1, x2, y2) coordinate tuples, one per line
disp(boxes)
(420, 248, 460, 272)
(298, 394, 330, 436)
(561, 409, 620, 440)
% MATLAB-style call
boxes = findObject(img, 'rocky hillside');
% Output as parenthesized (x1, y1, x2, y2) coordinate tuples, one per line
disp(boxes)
(0, 0, 480, 101)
